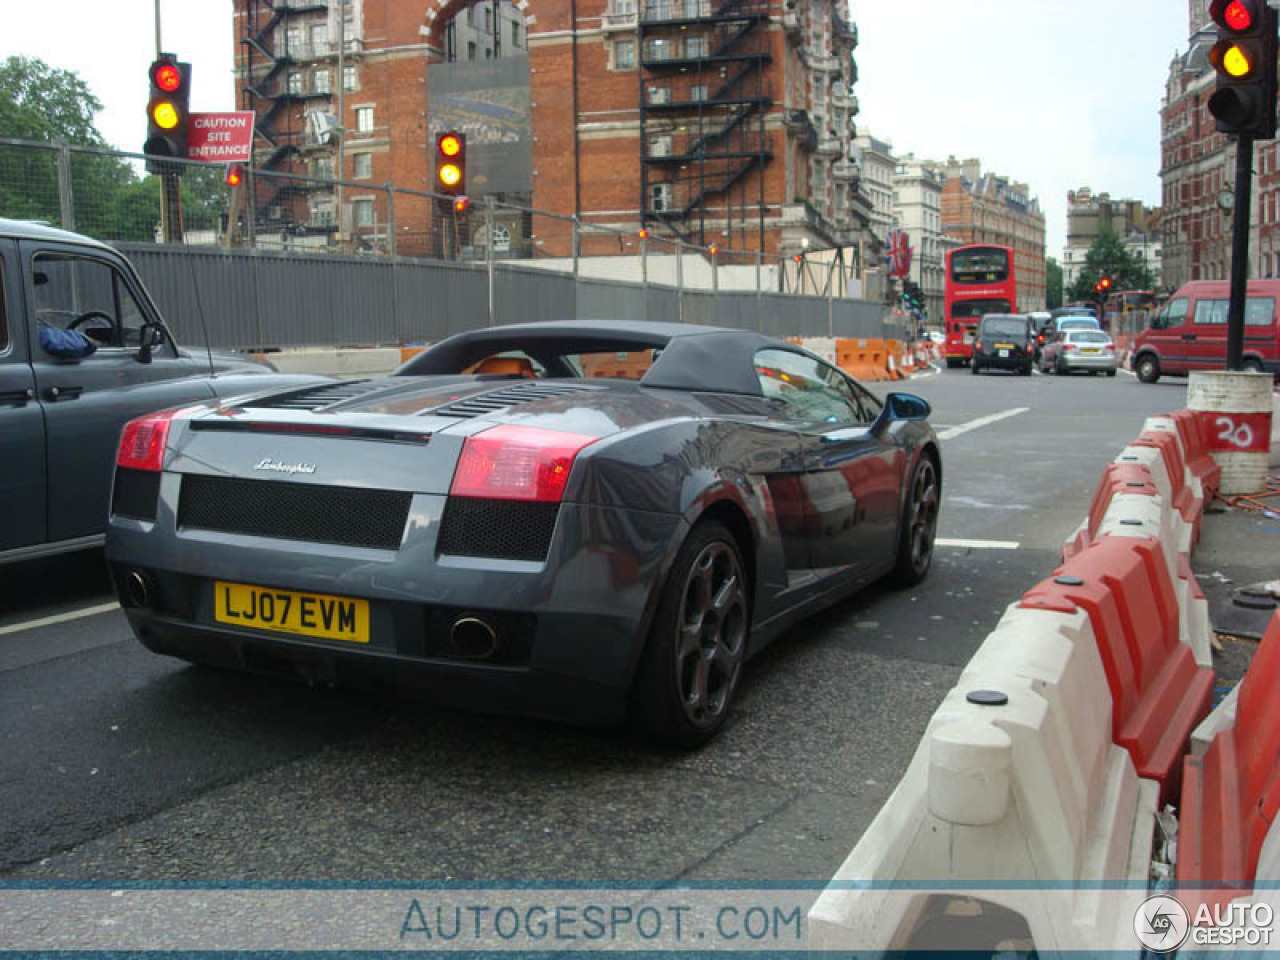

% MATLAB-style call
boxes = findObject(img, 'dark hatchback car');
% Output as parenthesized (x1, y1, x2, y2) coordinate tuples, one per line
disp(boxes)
(971, 314, 1034, 376)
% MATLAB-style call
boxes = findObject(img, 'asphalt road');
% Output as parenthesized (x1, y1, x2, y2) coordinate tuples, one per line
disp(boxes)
(0, 365, 1191, 885)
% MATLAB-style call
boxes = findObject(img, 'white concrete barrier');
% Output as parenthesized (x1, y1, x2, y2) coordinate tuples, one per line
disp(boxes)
(1113, 446, 1195, 554)
(808, 605, 1159, 953)
(795, 337, 838, 365)
(1142, 416, 1207, 503)
(1190, 684, 1239, 756)
(261, 348, 403, 377)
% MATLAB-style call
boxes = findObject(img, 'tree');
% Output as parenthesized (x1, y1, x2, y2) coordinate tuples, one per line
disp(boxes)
(1066, 227, 1155, 302)
(1045, 256, 1063, 309)
(0, 56, 230, 243)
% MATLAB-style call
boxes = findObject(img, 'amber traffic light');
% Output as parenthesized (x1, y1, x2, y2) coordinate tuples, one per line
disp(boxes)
(435, 131, 466, 196)
(1207, 0, 1278, 138)
(225, 164, 244, 188)
(144, 55, 192, 173)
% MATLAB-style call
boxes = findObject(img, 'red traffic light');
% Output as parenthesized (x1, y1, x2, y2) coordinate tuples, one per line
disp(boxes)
(152, 61, 183, 93)
(453, 196, 470, 213)
(1211, 0, 1257, 31)
(1100, 277, 1111, 290)
(709, 243, 717, 256)
(225, 164, 244, 188)
(439, 134, 462, 158)
(638, 228, 649, 240)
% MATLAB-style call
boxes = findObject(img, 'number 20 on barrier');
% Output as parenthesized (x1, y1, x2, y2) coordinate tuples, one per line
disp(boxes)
(1199, 412, 1274, 452)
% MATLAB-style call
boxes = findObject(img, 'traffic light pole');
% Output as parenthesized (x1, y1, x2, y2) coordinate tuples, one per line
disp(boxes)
(1226, 133, 1254, 370)
(159, 172, 183, 245)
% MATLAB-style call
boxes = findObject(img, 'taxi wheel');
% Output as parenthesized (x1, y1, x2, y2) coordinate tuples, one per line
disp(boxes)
(628, 521, 749, 747)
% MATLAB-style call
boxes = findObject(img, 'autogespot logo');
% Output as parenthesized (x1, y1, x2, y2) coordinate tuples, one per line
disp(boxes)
(1134, 894, 1191, 953)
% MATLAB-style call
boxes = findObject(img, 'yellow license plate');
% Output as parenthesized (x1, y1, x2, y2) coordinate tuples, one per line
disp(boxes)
(1082, 348, 1100, 354)
(994, 342, 1015, 349)
(214, 581, 370, 644)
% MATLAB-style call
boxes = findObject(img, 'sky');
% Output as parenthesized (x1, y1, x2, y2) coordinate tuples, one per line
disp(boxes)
(4, 0, 1191, 255)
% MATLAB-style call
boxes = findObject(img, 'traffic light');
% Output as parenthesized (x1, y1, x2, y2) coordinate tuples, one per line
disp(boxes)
(1207, 0, 1278, 138)
(1094, 276, 1112, 295)
(453, 195, 470, 214)
(144, 55, 192, 173)
(435, 131, 466, 197)
(225, 164, 244, 188)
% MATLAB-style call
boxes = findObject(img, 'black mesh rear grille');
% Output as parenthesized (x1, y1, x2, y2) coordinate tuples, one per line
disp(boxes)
(111, 468, 161, 521)
(178, 475, 411, 550)
(437, 498, 560, 561)
(437, 382, 597, 418)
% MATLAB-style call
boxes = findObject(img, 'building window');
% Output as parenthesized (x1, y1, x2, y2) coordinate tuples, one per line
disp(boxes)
(309, 23, 328, 53)
(467, 5, 476, 25)
(650, 182, 673, 212)
(689, 84, 707, 101)
(313, 69, 330, 94)
(353, 153, 372, 179)
(287, 72, 304, 94)
(511, 19, 522, 47)
(642, 37, 669, 61)
(285, 27, 303, 53)
(354, 198, 374, 226)
(343, 65, 358, 91)
(615, 39, 636, 68)
(485, 7, 493, 32)
(355, 106, 374, 133)
(314, 155, 334, 179)
(647, 85, 670, 104)
(468, 41, 477, 61)
(684, 35, 706, 57)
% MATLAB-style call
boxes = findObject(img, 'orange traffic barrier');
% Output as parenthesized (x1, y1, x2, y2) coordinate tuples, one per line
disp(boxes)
(835, 338, 890, 382)
(1179, 610, 1280, 913)
(400, 344, 429, 364)
(1132, 430, 1204, 544)
(1167, 409, 1224, 500)
(1021, 535, 1214, 803)
(1063, 463, 1161, 561)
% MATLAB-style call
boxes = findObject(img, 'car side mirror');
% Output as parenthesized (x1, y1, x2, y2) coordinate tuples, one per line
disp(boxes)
(136, 321, 163, 365)
(885, 392, 931, 421)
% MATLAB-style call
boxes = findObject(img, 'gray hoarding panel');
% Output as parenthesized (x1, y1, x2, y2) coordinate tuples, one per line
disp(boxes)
(394, 261, 489, 342)
(645, 286, 679, 325)
(576, 279, 649, 324)
(758, 293, 828, 337)
(122, 246, 262, 350)
(678, 291, 717, 327)
(252, 254, 398, 348)
(493, 265, 575, 325)
(832, 299, 888, 340)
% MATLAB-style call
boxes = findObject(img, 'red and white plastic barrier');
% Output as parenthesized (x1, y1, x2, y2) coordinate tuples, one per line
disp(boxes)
(810, 408, 1229, 954)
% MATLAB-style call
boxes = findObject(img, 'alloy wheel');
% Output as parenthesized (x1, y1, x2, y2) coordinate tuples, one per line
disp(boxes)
(906, 459, 939, 574)
(673, 541, 747, 728)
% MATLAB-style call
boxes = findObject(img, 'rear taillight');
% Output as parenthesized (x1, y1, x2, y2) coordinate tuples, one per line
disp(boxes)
(1063, 344, 1077, 352)
(116, 407, 197, 472)
(451, 425, 597, 502)
(1104, 343, 1115, 352)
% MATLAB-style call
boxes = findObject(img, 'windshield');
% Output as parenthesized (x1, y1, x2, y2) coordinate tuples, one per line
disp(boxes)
(1059, 319, 1098, 331)
(951, 298, 1012, 320)
(1067, 331, 1110, 344)
(980, 318, 1028, 339)
(950, 248, 1010, 284)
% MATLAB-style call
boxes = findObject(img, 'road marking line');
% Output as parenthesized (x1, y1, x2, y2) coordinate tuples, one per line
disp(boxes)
(1119, 368, 1136, 377)
(937, 407, 1029, 440)
(0, 601, 121, 637)
(936, 538, 1021, 550)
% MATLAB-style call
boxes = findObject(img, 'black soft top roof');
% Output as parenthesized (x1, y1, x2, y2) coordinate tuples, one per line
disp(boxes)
(397, 320, 811, 396)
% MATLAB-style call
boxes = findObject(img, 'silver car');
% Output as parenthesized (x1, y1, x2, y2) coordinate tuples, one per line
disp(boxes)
(1039, 329, 1118, 376)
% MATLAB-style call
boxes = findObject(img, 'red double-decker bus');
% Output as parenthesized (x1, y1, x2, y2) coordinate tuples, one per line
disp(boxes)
(944, 244, 1017, 367)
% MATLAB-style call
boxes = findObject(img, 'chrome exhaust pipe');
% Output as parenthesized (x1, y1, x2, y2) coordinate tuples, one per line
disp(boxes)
(450, 616, 498, 660)
(125, 570, 152, 609)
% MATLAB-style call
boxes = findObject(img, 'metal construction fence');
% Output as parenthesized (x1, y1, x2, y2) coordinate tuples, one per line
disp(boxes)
(1, 138, 902, 350)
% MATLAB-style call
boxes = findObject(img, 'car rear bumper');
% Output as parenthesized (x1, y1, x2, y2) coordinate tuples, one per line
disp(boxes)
(973, 352, 1031, 369)
(1061, 354, 1118, 371)
(106, 491, 687, 723)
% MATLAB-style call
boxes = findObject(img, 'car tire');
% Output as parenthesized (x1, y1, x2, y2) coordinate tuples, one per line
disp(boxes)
(892, 454, 940, 587)
(628, 520, 749, 747)
(1134, 353, 1160, 384)
(970, 361, 981, 375)
(1243, 357, 1264, 374)
(945, 358, 960, 369)
(1106, 369, 1117, 377)
(1021, 363, 1032, 376)
(1056, 357, 1068, 376)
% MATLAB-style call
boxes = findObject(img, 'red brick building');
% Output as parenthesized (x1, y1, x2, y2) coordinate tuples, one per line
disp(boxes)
(1161, 3, 1280, 288)
(938, 158, 1047, 312)
(232, 0, 870, 258)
